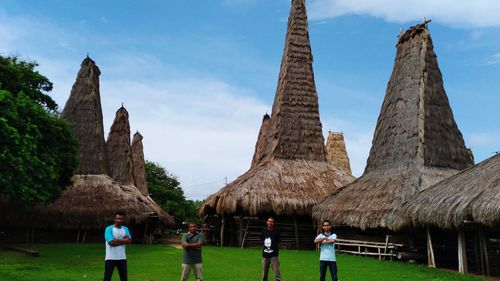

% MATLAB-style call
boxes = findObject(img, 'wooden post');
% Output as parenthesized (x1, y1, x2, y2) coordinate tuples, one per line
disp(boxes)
(143, 221, 149, 245)
(383, 235, 390, 260)
(458, 230, 468, 274)
(293, 216, 300, 249)
(426, 228, 436, 268)
(76, 229, 81, 244)
(241, 221, 249, 249)
(220, 215, 225, 247)
(82, 231, 87, 244)
(238, 215, 243, 248)
(479, 228, 490, 276)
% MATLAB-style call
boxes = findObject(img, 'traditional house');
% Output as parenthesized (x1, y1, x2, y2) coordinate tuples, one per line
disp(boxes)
(199, 0, 354, 249)
(403, 153, 500, 276)
(325, 131, 352, 176)
(313, 22, 473, 247)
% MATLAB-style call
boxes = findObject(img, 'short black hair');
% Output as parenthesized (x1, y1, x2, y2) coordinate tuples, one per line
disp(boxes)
(322, 220, 331, 225)
(115, 211, 125, 217)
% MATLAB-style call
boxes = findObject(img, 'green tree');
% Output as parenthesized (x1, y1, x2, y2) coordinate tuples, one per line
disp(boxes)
(145, 161, 201, 224)
(0, 56, 56, 111)
(0, 55, 78, 206)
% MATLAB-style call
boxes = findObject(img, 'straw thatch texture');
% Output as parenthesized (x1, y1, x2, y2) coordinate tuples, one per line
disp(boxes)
(200, 159, 353, 216)
(312, 23, 473, 231)
(268, 0, 327, 162)
(61, 57, 108, 174)
(131, 132, 148, 196)
(251, 114, 272, 167)
(37, 175, 174, 229)
(326, 132, 352, 176)
(106, 106, 135, 185)
(199, 0, 355, 217)
(403, 154, 500, 229)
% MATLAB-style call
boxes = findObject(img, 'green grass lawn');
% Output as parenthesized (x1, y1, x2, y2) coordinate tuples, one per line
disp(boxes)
(0, 244, 490, 281)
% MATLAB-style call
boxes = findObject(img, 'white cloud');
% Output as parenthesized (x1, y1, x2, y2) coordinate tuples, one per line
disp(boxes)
(309, 0, 500, 28)
(485, 53, 500, 65)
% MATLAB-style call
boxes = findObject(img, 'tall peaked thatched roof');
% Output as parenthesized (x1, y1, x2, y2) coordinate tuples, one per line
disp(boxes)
(61, 57, 108, 174)
(313, 22, 473, 231)
(403, 153, 500, 229)
(132, 132, 148, 196)
(106, 106, 135, 186)
(199, 0, 354, 217)
(326, 131, 352, 176)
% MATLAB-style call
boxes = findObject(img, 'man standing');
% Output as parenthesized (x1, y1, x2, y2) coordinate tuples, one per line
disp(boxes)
(314, 220, 338, 281)
(103, 212, 132, 281)
(181, 222, 204, 281)
(261, 217, 281, 281)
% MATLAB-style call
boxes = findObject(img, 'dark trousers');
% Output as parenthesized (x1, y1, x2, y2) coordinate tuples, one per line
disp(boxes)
(103, 259, 128, 281)
(320, 260, 338, 281)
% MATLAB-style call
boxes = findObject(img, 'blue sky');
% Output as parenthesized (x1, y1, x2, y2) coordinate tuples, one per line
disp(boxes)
(1, 0, 499, 200)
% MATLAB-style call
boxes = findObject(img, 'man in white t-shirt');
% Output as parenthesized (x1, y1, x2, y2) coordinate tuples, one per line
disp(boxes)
(103, 212, 132, 281)
(314, 220, 339, 281)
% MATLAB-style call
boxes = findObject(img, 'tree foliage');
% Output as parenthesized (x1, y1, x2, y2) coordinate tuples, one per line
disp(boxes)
(0, 55, 78, 206)
(145, 161, 201, 224)
(0, 56, 56, 111)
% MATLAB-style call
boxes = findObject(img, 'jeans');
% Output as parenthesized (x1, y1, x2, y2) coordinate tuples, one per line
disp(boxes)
(320, 260, 338, 281)
(262, 256, 281, 281)
(181, 263, 203, 281)
(103, 259, 127, 281)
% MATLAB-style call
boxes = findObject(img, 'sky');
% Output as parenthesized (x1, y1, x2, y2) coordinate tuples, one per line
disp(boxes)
(1, 0, 499, 200)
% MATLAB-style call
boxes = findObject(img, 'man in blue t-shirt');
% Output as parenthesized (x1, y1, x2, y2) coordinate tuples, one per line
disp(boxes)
(181, 222, 204, 281)
(103, 212, 132, 281)
(314, 220, 338, 281)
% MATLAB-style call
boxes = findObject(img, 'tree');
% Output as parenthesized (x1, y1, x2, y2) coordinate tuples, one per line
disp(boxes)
(0, 55, 78, 206)
(145, 161, 201, 223)
(0, 56, 56, 111)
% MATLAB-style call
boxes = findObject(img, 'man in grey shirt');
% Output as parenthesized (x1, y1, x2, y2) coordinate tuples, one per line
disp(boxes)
(181, 222, 204, 281)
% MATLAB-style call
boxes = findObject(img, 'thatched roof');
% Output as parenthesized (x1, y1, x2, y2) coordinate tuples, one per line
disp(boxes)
(199, 0, 354, 217)
(131, 132, 149, 196)
(0, 175, 175, 229)
(61, 57, 108, 174)
(312, 22, 473, 231)
(38, 175, 174, 229)
(106, 106, 135, 186)
(326, 131, 352, 176)
(403, 153, 500, 229)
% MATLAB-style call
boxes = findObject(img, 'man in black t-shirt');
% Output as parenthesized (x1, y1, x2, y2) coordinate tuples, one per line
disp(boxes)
(261, 217, 281, 281)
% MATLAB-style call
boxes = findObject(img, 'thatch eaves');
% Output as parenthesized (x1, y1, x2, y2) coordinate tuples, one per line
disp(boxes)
(199, 0, 355, 217)
(403, 154, 500, 229)
(131, 131, 149, 196)
(106, 106, 135, 186)
(61, 57, 108, 174)
(313, 23, 473, 231)
(39, 175, 174, 228)
(326, 131, 352, 176)
(200, 159, 353, 216)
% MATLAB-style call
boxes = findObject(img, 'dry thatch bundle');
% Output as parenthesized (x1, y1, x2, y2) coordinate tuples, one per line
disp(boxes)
(199, 0, 354, 217)
(36, 175, 174, 229)
(313, 22, 473, 231)
(106, 106, 135, 185)
(61, 57, 108, 174)
(325, 131, 352, 176)
(131, 132, 148, 196)
(403, 153, 500, 229)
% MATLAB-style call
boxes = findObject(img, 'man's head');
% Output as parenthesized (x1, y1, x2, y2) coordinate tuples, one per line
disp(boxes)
(266, 217, 275, 230)
(114, 212, 125, 227)
(188, 222, 198, 234)
(321, 220, 332, 233)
